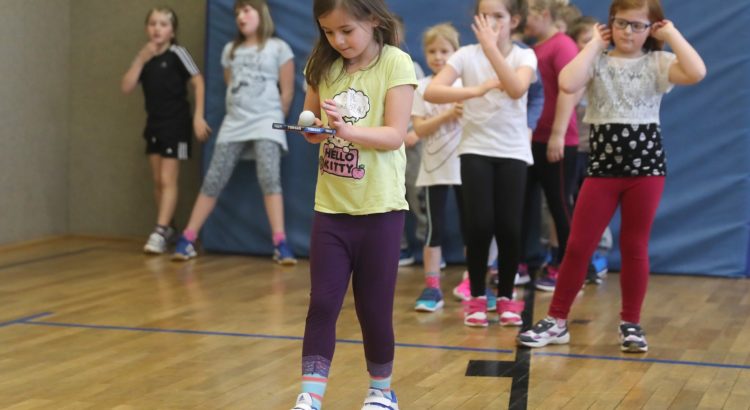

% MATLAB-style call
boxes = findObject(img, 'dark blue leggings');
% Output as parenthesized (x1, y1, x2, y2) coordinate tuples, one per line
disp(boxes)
(302, 211, 404, 368)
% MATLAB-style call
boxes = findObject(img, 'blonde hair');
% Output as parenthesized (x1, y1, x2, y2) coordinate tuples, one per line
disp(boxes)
(230, 0, 275, 60)
(556, 4, 582, 31)
(567, 16, 597, 40)
(145, 7, 179, 44)
(528, 0, 568, 21)
(422, 23, 460, 51)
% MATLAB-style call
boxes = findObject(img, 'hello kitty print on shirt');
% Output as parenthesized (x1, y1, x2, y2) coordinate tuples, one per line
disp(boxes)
(319, 88, 370, 180)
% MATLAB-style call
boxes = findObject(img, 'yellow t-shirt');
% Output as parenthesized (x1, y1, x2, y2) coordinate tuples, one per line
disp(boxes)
(315, 45, 417, 215)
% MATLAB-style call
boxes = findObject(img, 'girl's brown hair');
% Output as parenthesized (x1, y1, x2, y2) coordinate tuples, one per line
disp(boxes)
(229, 0, 275, 60)
(609, 0, 665, 51)
(305, 0, 399, 91)
(145, 7, 179, 44)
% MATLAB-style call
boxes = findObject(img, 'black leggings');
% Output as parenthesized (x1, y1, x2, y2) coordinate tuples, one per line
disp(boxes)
(460, 154, 527, 299)
(521, 142, 578, 266)
(424, 185, 465, 247)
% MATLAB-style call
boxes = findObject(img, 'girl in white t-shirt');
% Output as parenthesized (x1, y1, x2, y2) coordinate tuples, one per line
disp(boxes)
(425, 0, 537, 328)
(412, 23, 465, 313)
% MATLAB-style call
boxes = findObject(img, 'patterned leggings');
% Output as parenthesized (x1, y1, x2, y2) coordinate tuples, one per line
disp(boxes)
(200, 140, 282, 197)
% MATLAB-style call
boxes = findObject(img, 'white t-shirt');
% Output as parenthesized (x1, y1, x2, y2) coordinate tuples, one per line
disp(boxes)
(447, 43, 537, 164)
(412, 76, 462, 186)
(217, 38, 294, 149)
(584, 51, 676, 125)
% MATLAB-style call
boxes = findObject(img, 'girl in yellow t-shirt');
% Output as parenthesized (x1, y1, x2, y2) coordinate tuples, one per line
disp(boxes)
(291, 1, 417, 409)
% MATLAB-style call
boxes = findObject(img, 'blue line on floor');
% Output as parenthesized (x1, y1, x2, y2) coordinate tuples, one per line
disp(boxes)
(23, 320, 514, 354)
(533, 351, 750, 370)
(15, 317, 750, 370)
(0, 312, 54, 328)
(0, 248, 100, 271)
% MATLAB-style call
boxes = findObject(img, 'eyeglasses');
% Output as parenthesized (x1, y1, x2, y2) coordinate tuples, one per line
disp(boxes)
(611, 17, 652, 33)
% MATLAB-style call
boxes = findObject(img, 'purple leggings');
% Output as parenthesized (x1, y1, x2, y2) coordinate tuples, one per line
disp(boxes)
(302, 211, 404, 371)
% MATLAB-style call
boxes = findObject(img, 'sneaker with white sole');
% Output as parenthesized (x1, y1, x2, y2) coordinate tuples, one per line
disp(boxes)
(514, 263, 531, 286)
(535, 265, 559, 292)
(291, 392, 318, 410)
(274, 240, 298, 266)
(143, 232, 167, 254)
(619, 323, 648, 353)
(398, 248, 415, 266)
(497, 297, 525, 326)
(586, 251, 608, 284)
(452, 271, 471, 301)
(172, 235, 197, 261)
(414, 287, 444, 312)
(362, 388, 399, 410)
(463, 296, 488, 327)
(517, 317, 570, 347)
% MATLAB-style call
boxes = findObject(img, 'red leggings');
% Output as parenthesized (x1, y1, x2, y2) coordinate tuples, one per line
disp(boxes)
(548, 176, 665, 324)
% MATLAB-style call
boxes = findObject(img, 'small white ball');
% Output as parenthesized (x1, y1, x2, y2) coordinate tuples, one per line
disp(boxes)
(298, 110, 315, 127)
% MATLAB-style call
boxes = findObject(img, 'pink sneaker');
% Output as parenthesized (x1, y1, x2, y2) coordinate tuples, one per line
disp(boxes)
(463, 296, 488, 327)
(497, 297, 525, 326)
(514, 263, 530, 286)
(452, 271, 471, 301)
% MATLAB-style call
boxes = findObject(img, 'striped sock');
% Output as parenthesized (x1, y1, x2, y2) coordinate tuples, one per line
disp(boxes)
(302, 356, 330, 409)
(367, 361, 393, 393)
(301, 374, 326, 409)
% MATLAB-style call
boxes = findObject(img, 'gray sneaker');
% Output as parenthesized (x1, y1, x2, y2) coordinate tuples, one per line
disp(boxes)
(517, 317, 570, 348)
(143, 232, 167, 254)
(619, 323, 648, 353)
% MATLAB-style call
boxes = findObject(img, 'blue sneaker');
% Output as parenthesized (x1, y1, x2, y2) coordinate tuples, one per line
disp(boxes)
(274, 240, 297, 266)
(171, 236, 196, 261)
(535, 265, 559, 292)
(414, 287, 444, 312)
(587, 251, 608, 284)
(398, 248, 415, 266)
(439, 258, 447, 269)
(486, 287, 497, 311)
(362, 388, 398, 409)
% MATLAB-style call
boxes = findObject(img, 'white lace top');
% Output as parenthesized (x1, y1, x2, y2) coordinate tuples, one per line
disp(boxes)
(583, 51, 676, 125)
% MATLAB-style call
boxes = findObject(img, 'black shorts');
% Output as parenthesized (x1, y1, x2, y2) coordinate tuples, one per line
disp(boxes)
(144, 134, 192, 159)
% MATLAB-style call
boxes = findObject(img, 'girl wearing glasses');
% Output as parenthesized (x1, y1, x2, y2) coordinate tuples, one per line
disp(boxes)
(519, 0, 705, 353)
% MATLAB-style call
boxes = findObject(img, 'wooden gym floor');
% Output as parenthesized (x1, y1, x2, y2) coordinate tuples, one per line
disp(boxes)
(1, 237, 749, 409)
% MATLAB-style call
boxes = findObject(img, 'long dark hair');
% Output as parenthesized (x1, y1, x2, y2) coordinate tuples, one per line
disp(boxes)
(229, 0, 275, 60)
(305, 0, 399, 91)
(145, 6, 179, 45)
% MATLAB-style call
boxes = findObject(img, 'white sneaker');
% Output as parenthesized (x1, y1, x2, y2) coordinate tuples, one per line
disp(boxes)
(143, 232, 166, 254)
(291, 393, 317, 410)
(517, 317, 570, 348)
(362, 389, 399, 410)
